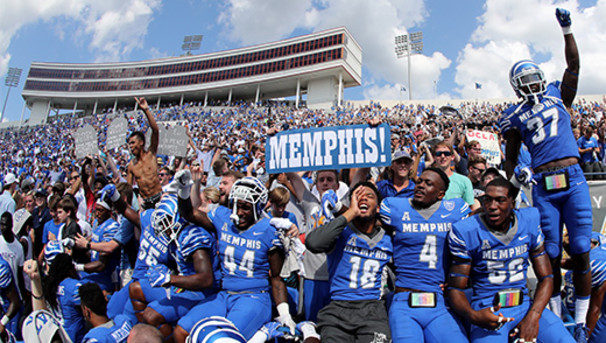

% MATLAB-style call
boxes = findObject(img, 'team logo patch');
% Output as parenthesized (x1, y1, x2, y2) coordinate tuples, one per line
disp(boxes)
(370, 332, 389, 343)
(482, 239, 491, 250)
(444, 200, 455, 211)
(347, 235, 357, 247)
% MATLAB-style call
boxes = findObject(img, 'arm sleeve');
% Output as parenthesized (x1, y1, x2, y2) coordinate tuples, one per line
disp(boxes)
(305, 215, 348, 253)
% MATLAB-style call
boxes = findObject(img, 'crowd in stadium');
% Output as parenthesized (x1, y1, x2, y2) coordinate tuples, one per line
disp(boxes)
(1, 7, 606, 343)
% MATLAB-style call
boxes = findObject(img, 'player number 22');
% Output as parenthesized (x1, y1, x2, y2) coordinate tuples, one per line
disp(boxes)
(527, 107, 559, 144)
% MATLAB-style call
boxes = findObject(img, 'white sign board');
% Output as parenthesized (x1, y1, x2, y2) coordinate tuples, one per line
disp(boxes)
(106, 117, 129, 150)
(466, 130, 501, 166)
(73, 125, 99, 159)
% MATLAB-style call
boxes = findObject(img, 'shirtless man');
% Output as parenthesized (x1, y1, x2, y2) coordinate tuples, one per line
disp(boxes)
(127, 97, 163, 210)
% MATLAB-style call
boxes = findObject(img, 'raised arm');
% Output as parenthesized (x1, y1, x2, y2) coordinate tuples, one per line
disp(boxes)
(135, 97, 159, 155)
(556, 8, 580, 108)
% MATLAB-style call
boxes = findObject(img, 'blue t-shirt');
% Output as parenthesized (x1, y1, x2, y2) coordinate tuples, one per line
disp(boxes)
(210, 206, 283, 292)
(499, 82, 579, 169)
(376, 178, 415, 199)
(448, 208, 544, 301)
(380, 197, 469, 293)
(577, 136, 599, 163)
(82, 314, 132, 343)
(326, 225, 392, 301)
(42, 220, 64, 244)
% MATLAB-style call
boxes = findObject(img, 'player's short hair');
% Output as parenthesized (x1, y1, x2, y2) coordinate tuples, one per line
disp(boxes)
(129, 131, 145, 142)
(223, 170, 244, 181)
(486, 178, 517, 199)
(349, 181, 381, 204)
(78, 282, 107, 316)
(423, 167, 450, 191)
(269, 187, 290, 206)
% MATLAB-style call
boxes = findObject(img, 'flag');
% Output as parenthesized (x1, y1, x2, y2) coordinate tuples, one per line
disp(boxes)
(475, 82, 482, 89)
(401, 86, 407, 92)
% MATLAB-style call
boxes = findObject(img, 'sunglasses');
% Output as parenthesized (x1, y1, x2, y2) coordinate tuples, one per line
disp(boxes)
(158, 173, 168, 177)
(70, 176, 79, 180)
(434, 151, 452, 157)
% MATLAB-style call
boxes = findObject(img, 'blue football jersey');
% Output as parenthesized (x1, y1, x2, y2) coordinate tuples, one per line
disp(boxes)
(499, 82, 579, 169)
(0, 256, 13, 313)
(81, 218, 121, 290)
(210, 206, 283, 292)
(82, 314, 132, 343)
(563, 244, 606, 316)
(53, 278, 85, 343)
(169, 223, 221, 299)
(132, 209, 172, 281)
(380, 197, 470, 293)
(326, 225, 392, 301)
(449, 208, 544, 301)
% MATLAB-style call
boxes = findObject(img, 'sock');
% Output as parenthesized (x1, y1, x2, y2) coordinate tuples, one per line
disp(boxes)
(549, 295, 562, 318)
(575, 295, 590, 325)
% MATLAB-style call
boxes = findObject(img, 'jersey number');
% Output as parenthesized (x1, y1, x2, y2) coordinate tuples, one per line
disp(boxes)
(487, 258, 524, 284)
(527, 107, 559, 144)
(419, 235, 438, 269)
(139, 238, 161, 266)
(224, 245, 255, 277)
(349, 256, 380, 289)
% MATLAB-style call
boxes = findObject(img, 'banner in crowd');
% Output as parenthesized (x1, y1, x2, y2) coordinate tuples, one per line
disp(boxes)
(73, 125, 99, 159)
(266, 123, 391, 174)
(466, 130, 501, 166)
(105, 117, 128, 150)
(145, 125, 189, 157)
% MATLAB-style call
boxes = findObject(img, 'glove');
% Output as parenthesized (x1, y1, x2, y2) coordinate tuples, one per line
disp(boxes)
(297, 321, 320, 340)
(270, 217, 294, 231)
(555, 8, 571, 27)
(174, 169, 193, 199)
(98, 184, 120, 203)
(510, 166, 535, 189)
(61, 238, 75, 249)
(276, 302, 296, 335)
(260, 321, 289, 339)
(147, 264, 171, 288)
(321, 189, 342, 220)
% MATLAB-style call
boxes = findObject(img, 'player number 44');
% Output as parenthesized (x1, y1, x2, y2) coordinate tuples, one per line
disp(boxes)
(224, 245, 255, 277)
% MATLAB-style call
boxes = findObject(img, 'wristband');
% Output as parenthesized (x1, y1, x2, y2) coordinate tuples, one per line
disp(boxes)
(0, 315, 9, 326)
(75, 264, 85, 272)
(276, 302, 290, 317)
(562, 26, 572, 35)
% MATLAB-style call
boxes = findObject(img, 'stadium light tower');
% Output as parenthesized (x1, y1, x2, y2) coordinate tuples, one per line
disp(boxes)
(1, 67, 22, 123)
(182, 35, 203, 55)
(394, 32, 423, 100)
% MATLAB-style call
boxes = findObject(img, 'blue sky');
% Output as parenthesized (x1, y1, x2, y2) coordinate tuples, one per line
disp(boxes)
(1, 0, 605, 122)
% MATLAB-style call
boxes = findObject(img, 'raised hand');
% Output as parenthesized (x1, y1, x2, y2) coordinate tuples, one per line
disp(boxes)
(555, 8, 571, 27)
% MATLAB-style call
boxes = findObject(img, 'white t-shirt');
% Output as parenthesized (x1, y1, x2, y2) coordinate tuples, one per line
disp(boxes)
(0, 236, 24, 298)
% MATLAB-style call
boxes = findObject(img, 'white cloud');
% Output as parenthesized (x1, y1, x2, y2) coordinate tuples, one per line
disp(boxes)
(218, 0, 452, 99)
(0, 0, 161, 75)
(455, 0, 606, 99)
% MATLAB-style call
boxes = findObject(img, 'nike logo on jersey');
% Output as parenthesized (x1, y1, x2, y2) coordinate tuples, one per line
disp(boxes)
(253, 232, 264, 236)
(518, 235, 528, 241)
(440, 214, 451, 218)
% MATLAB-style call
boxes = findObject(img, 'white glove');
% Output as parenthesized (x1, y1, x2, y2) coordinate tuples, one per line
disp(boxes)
(174, 169, 193, 199)
(61, 238, 75, 249)
(270, 218, 294, 231)
(275, 302, 296, 335)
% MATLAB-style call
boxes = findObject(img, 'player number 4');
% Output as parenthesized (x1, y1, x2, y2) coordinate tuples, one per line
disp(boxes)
(419, 235, 438, 269)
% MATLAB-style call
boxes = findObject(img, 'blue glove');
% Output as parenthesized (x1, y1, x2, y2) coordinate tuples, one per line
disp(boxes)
(556, 8, 571, 27)
(147, 264, 171, 288)
(321, 189, 342, 220)
(511, 166, 536, 189)
(98, 184, 120, 203)
(260, 321, 288, 339)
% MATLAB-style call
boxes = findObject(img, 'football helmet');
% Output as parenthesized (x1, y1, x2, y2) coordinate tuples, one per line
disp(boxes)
(186, 316, 246, 343)
(509, 60, 546, 103)
(152, 195, 183, 244)
(229, 176, 268, 222)
(22, 309, 72, 343)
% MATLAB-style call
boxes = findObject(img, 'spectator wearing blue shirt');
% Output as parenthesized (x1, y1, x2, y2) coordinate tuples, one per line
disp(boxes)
(577, 126, 604, 180)
(376, 150, 415, 199)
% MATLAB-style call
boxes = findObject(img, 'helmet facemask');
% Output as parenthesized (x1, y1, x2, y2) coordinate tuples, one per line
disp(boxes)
(510, 60, 546, 104)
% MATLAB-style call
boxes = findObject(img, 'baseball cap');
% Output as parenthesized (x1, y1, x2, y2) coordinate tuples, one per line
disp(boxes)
(392, 150, 412, 162)
(21, 177, 35, 190)
(3, 173, 16, 186)
(12, 208, 31, 236)
(35, 188, 48, 197)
